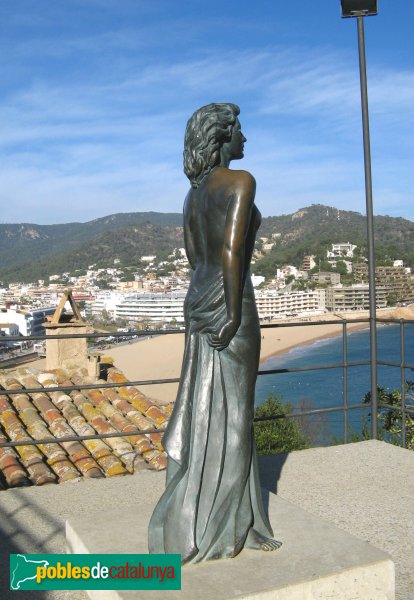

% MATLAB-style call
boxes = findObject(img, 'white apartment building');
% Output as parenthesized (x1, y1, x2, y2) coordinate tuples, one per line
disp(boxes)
(86, 292, 125, 319)
(277, 265, 300, 279)
(327, 242, 357, 259)
(0, 323, 19, 336)
(254, 290, 324, 321)
(141, 255, 156, 263)
(0, 306, 56, 336)
(251, 275, 265, 288)
(115, 292, 187, 324)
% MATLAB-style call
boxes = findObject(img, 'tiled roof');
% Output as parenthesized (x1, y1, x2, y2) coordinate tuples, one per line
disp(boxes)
(0, 364, 169, 490)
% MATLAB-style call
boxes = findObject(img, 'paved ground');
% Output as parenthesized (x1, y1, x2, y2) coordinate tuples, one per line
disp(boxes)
(0, 440, 412, 599)
(258, 440, 414, 600)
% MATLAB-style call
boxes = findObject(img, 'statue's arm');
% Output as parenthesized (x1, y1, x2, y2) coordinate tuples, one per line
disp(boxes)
(184, 220, 196, 270)
(207, 171, 255, 350)
(183, 196, 196, 271)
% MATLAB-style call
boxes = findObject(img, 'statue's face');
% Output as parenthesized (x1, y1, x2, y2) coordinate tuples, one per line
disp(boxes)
(222, 118, 246, 162)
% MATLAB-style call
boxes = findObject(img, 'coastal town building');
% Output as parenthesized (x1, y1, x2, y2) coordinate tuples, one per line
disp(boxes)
(254, 290, 323, 320)
(0, 324, 21, 356)
(353, 264, 414, 303)
(3, 236, 414, 328)
(325, 284, 388, 312)
(302, 255, 316, 271)
(86, 291, 126, 320)
(141, 255, 156, 263)
(312, 272, 341, 285)
(114, 292, 187, 324)
(251, 275, 266, 287)
(88, 286, 328, 325)
(277, 265, 300, 280)
(0, 306, 56, 336)
(327, 242, 357, 259)
(26, 288, 61, 305)
(0, 323, 19, 337)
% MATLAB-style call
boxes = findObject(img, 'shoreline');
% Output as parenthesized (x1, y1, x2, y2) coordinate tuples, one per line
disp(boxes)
(259, 320, 370, 365)
(21, 307, 406, 404)
(259, 305, 407, 365)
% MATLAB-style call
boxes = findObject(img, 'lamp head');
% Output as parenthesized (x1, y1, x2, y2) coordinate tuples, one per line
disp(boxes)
(341, 0, 378, 17)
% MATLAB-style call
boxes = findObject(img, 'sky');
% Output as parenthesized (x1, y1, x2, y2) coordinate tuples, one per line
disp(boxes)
(0, 0, 413, 224)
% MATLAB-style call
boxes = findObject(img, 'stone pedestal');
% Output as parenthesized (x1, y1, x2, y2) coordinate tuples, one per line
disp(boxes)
(66, 487, 394, 600)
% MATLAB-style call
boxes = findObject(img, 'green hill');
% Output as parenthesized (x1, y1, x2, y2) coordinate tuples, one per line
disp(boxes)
(0, 212, 182, 270)
(1, 205, 414, 284)
(0, 221, 183, 284)
(255, 204, 414, 273)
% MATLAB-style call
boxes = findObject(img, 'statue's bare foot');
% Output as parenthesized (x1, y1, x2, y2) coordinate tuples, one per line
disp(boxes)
(245, 529, 282, 551)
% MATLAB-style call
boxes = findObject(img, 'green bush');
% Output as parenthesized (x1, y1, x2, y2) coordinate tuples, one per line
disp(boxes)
(363, 384, 414, 450)
(254, 395, 310, 455)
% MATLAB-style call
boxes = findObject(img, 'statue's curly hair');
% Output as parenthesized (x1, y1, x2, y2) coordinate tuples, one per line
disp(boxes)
(183, 102, 240, 188)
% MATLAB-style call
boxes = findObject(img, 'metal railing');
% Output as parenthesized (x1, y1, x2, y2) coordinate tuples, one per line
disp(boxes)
(1, 318, 413, 451)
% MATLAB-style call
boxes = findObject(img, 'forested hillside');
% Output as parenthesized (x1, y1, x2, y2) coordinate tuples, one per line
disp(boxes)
(1, 205, 414, 284)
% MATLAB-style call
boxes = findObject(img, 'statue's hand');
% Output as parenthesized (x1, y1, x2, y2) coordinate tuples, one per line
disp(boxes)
(206, 319, 239, 351)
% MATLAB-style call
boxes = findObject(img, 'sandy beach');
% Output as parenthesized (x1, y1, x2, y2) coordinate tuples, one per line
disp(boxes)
(22, 306, 409, 404)
(93, 307, 401, 403)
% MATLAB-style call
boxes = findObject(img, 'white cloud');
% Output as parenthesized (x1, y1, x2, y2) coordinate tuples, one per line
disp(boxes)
(0, 42, 412, 223)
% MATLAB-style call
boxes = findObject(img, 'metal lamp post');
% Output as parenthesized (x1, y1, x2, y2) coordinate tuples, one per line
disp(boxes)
(341, 0, 378, 439)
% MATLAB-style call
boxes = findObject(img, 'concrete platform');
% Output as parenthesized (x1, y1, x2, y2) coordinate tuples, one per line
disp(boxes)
(1, 441, 409, 599)
(66, 480, 394, 600)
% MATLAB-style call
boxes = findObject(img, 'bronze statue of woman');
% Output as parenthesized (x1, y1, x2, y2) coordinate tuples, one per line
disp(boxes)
(148, 103, 281, 563)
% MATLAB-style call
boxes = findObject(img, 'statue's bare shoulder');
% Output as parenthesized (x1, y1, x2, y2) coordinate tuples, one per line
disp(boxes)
(212, 168, 256, 202)
(229, 168, 256, 189)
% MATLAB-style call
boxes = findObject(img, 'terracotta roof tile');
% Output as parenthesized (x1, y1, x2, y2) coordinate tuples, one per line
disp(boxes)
(0, 363, 169, 490)
(0, 432, 31, 487)
(107, 367, 172, 425)
(0, 393, 57, 486)
(35, 384, 127, 477)
(16, 374, 103, 479)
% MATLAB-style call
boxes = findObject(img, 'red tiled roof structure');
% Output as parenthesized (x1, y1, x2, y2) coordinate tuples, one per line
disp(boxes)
(0, 365, 169, 490)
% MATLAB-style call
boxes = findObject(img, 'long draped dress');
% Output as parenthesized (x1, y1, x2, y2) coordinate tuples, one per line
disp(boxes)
(148, 261, 273, 563)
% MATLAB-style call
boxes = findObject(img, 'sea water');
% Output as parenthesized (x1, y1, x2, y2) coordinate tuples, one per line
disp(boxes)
(255, 323, 414, 445)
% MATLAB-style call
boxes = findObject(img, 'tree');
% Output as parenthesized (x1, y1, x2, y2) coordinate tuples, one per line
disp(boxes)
(156, 268, 170, 277)
(387, 293, 398, 307)
(115, 317, 128, 327)
(335, 260, 348, 276)
(254, 255, 277, 279)
(100, 309, 112, 323)
(156, 250, 170, 262)
(292, 279, 317, 291)
(319, 260, 333, 272)
(363, 383, 414, 450)
(96, 278, 112, 289)
(120, 272, 135, 282)
(254, 395, 310, 455)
